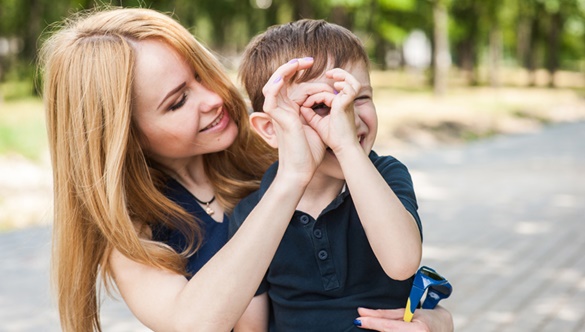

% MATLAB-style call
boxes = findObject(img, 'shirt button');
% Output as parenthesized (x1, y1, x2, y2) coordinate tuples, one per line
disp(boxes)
(318, 250, 328, 260)
(299, 215, 310, 225)
(313, 229, 322, 238)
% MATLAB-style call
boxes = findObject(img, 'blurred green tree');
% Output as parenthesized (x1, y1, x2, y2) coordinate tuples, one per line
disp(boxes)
(0, 0, 583, 93)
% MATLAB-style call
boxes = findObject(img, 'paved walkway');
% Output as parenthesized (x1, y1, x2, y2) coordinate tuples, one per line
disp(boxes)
(1, 121, 583, 331)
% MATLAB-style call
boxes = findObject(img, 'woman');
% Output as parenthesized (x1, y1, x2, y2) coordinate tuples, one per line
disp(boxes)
(39, 7, 452, 332)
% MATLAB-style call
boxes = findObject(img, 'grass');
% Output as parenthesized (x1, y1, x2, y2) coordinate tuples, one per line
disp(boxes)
(368, 70, 585, 151)
(0, 96, 47, 161)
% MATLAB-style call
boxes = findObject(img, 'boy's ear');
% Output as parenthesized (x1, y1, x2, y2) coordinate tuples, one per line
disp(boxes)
(249, 112, 278, 148)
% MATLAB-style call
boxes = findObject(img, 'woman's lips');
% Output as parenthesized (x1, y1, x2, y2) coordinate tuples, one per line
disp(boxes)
(200, 110, 225, 132)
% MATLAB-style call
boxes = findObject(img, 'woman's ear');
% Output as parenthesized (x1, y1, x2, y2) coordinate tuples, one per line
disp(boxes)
(249, 112, 278, 148)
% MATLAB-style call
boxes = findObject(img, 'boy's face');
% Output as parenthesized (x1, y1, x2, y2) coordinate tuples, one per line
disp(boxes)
(299, 61, 378, 180)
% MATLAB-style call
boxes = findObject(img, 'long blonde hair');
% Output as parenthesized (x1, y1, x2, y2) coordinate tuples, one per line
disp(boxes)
(39, 7, 276, 332)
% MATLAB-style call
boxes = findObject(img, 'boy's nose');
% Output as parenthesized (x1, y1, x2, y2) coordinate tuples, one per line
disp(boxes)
(354, 109, 362, 127)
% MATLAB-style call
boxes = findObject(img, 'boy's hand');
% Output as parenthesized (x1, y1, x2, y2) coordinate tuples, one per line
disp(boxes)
(288, 81, 335, 113)
(299, 68, 362, 155)
(262, 58, 326, 182)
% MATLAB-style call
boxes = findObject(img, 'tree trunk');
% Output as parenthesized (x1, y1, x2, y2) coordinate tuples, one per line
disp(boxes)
(457, 40, 478, 85)
(433, 0, 450, 96)
(526, 17, 539, 87)
(489, 26, 502, 87)
(516, 17, 532, 69)
(22, 0, 43, 62)
(546, 12, 562, 88)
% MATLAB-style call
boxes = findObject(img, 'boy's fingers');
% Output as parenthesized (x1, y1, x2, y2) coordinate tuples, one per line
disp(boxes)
(301, 91, 335, 108)
(262, 58, 315, 114)
(333, 81, 357, 99)
(289, 82, 335, 105)
(327, 68, 361, 97)
(262, 58, 315, 97)
(299, 106, 319, 124)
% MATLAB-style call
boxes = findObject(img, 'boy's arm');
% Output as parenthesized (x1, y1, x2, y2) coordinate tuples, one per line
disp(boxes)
(234, 293, 270, 332)
(301, 68, 421, 280)
(337, 148, 422, 280)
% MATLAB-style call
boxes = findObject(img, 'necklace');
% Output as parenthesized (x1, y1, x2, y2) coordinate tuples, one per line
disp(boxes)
(191, 194, 216, 216)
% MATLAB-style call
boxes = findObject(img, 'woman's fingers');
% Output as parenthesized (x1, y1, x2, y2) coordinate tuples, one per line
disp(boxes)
(355, 308, 441, 332)
(355, 316, 426, 332)
(357, 307, 405, 320)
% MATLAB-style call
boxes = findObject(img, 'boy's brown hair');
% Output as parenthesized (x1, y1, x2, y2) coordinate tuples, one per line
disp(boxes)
(239, 19, 370, 113)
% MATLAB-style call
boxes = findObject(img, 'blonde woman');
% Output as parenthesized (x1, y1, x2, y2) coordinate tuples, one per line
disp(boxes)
(39, 7, 325, 331)
(39, 7, 452, 332)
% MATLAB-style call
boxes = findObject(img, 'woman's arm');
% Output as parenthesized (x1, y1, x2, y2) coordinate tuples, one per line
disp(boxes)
(111, 58, 320, 332)
(234, 293, 270, 332)
(111, 174, 305, 332)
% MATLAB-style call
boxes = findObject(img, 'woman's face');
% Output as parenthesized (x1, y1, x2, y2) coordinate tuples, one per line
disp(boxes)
(132, 39, 238, 166)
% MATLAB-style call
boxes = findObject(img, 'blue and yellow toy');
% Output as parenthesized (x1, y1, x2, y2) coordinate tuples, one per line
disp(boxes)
(403, 266, 453, 322)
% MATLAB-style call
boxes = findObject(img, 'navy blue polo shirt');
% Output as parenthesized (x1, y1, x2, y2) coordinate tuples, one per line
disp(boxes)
(152, 178, 228, 276)
(229, 151, 422, 332)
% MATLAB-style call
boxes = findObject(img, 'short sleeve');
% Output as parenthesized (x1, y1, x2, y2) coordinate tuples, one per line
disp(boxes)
(371, 153, 423, 240)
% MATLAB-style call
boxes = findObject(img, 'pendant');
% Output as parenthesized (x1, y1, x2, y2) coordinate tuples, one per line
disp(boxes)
(205, 203, 214, 215)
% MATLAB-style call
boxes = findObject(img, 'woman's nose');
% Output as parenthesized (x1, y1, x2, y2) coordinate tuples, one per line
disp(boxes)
(197, 84, 223, 112)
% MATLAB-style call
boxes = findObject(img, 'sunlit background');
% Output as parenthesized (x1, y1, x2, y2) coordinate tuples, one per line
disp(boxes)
(0, 1, 584, 331)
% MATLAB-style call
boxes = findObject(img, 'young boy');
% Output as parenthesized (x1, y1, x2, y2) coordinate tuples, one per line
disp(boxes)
(229, 19, 423, 331)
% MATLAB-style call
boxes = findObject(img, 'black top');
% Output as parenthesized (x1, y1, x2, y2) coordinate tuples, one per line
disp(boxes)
(152, 178, 228, 276)
(229, 151, 422, 332)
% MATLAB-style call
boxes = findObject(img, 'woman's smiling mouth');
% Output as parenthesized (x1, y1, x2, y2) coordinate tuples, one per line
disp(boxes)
(200, 110, 225, 132)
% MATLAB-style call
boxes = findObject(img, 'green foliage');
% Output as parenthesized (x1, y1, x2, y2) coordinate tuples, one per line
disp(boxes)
(0, 0, 583, 100)
(0, 80, 34, 100)
(378, 22, 409, 44)
(0, 97, 47, 160)
(379, 0, 416, 11)
(330, 0, 364, 6)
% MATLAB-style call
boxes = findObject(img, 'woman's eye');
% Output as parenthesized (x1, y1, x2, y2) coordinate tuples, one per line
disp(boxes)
(169, 93, 187, 111)
(195, 73, 202, 82)
(311, 103, 331, 117)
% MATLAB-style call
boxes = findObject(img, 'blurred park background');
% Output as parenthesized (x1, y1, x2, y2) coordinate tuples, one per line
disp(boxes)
(1, 0, 584, 231)
(0, 1, 584, 331)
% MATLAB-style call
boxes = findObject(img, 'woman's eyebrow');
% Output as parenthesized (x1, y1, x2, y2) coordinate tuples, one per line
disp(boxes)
(157, 82, 186, 109)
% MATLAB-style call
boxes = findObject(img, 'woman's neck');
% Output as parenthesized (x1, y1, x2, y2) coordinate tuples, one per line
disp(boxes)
(156, 155, 206, 185)
(164, 156, 225, 222)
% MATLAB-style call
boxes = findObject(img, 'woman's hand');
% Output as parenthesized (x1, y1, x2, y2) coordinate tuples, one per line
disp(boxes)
(354, 306, 454, 332)
(261, 58, 326, 183)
